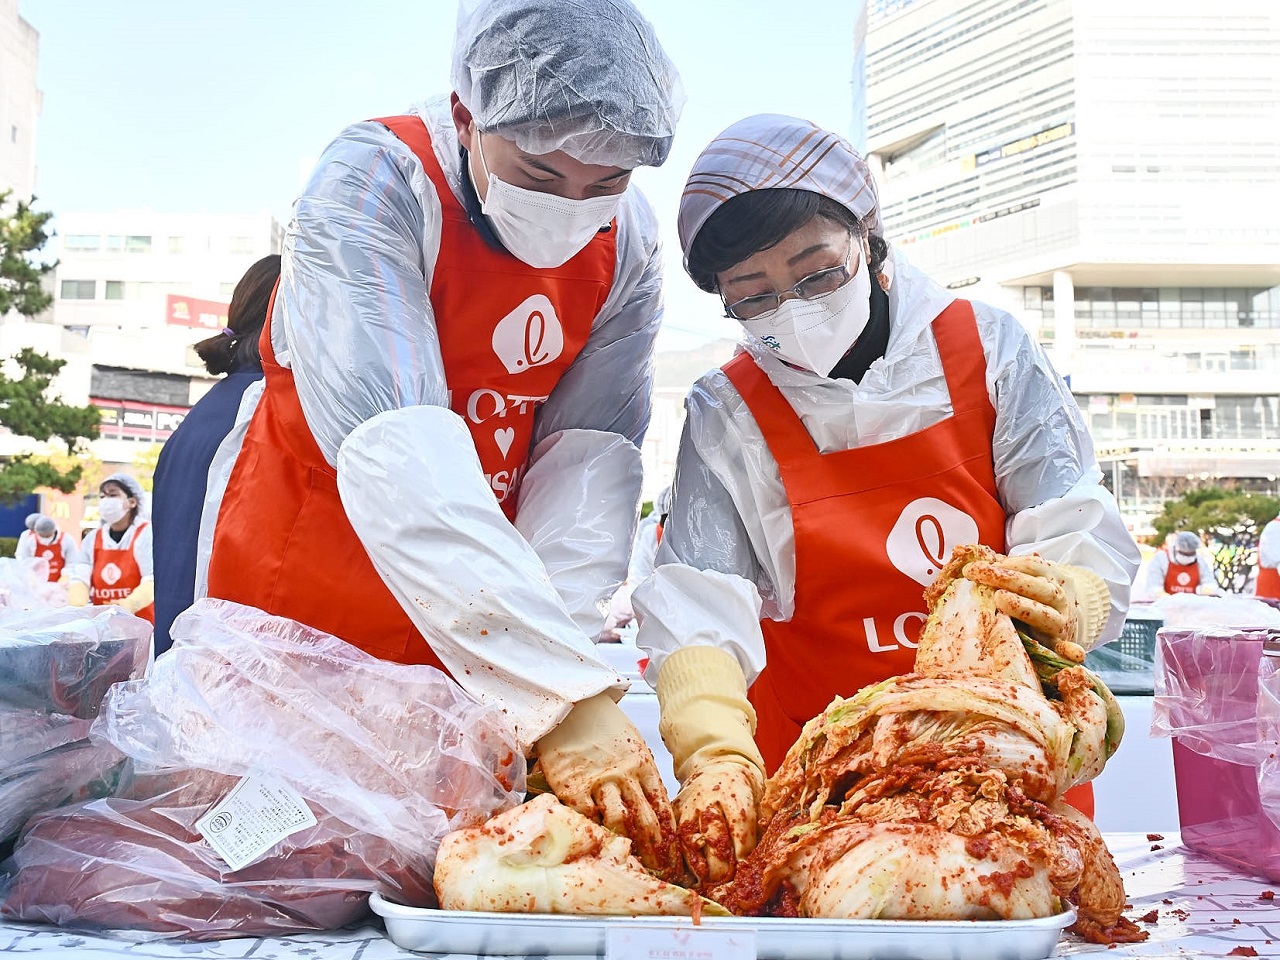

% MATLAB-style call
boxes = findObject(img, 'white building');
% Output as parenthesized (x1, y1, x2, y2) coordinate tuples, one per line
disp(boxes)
(0, 0, 39, 201)
(865, 0, 1280, 528)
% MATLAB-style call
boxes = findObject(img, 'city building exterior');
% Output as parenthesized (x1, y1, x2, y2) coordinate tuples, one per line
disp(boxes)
(865, 0, 1280, 531)
(0, 0, 39, 202)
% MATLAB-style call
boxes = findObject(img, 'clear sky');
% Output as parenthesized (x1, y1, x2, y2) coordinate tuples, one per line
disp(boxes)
(18, 0, 859, 349)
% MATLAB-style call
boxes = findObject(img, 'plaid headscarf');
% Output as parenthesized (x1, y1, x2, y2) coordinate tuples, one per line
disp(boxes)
(678, 114, 882, 267)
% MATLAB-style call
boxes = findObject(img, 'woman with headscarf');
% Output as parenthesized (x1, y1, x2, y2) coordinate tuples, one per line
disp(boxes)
(634, 115, 1141, 884)
(68, 473, 154, 622)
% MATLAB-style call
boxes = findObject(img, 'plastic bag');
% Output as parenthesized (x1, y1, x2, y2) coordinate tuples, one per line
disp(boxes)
(1260, 653, 1280, 834)
(0, 557, 65, 612)
(1150, 627, 1276, 765)
(1152, 592, 1280, 629)
(0, 606, 150, 850)
(2, 598, 525, 940)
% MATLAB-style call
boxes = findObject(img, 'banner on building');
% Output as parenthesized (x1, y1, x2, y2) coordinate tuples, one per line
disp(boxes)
(92, 398, 189, 441)
(165, 294, 229, 330)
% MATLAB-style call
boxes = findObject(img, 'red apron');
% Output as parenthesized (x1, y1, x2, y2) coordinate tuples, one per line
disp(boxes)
(1164, 558, 1201, 594)
(207, 115, 616, 665)
(91, 524, 155, 623)
(34, 533, 67, 583)
(1257, 565, 1280, 600)
(723, 300, 1096, 817)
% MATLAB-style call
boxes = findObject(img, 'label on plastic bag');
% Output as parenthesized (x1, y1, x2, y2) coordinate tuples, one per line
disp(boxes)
(605, 925, 756, 960)
(196, 771, 318, 871)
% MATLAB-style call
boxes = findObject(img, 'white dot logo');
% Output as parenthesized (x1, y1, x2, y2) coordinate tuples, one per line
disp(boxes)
(1176, 571, 1193, 586)
(492, 295, 564, 375)
(885, 498, 980, 587)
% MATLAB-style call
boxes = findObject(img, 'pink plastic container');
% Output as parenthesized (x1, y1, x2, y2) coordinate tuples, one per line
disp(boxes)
(1157, 628, 1280, 882)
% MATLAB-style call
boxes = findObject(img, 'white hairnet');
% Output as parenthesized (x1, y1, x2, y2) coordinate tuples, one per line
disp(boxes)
(33, 516, 57, 538)
(654, 484, 672, 517)
(678, 113, 883, 265)
(100, 472, 149, 519)
(451, 0, 684, 168)
(24, 513, 40, 530)
(1175, 531, 1202, 552)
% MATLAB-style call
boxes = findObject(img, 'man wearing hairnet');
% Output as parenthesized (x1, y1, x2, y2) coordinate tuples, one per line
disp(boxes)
(198, 0, 685, 876)
(632, 115, 1141, 884)
(1145, 531, 1220, 597)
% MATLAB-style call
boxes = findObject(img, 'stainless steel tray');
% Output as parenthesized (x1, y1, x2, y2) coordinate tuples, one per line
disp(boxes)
(370, 894, 1075, 960)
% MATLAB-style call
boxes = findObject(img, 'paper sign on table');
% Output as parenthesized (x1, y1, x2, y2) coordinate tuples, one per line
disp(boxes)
(605, 924, 756, 960)
(196, 771, 317, 871)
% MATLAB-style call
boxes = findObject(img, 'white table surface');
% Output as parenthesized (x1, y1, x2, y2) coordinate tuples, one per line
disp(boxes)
(1, 833, 1277, 958)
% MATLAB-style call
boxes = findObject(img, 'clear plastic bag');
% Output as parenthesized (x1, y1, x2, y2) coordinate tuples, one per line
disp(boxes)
(0, 557, 66, 612)
(0, 606, 150, 849)
(1259, 653, 1280, 834)
(2, 598, 525, 939)
(1150, 627, 1275, 765)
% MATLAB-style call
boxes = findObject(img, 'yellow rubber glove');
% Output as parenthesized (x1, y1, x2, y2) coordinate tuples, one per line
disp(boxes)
(963, 556, 1111, 659)
(535, 692, 681, 882)
(66, 581, 90, 607)
(111, 579, 154, 615)
(657, 645, 766, 886)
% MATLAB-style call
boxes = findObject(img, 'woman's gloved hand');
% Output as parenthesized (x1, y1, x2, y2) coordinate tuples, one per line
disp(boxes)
(535, 692, 681, 881)
(657, 645, 766, 886)
(66, 581, 90, 607)
(963, 555, 1111, 658)
(110, 579, 154, 615)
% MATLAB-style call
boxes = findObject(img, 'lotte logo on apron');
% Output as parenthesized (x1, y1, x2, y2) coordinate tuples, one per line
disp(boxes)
(885, 497, 980, 586)
(491, 295, 565, 374)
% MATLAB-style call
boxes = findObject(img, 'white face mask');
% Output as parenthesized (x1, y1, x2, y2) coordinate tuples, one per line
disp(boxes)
(739, 258, 873, 376)
(1174, 551, 1197, 564)
(99, 497, 129, 524)
(471, 134, 623, 269)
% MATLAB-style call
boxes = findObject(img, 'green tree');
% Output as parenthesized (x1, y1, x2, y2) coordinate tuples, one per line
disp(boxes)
(0, 193, 101, 504)
(0, 189, 55, 318)
(1152, 486, 1280, 593)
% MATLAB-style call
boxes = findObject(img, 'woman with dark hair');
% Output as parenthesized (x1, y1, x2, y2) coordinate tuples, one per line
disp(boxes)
(68, 472, 154, 621)
(632, 115, 1141, 883)
(149, 254, 280, 654)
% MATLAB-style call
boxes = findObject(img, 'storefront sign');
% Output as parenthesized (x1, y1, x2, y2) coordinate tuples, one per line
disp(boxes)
(166, 294, 229, 330)
(92, 398, 189, 440)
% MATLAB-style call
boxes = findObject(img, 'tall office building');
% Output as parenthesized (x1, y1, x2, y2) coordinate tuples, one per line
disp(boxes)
(0, 0, 39, 201)
(865, 0, 1280, 528)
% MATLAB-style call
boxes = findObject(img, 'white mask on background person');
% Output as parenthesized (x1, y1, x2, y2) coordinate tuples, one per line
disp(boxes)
(471, 134, 622, 269)
(1174, 551, 1198, 565)
(740, 258, 873, 377)
(99, 497, 128, 524)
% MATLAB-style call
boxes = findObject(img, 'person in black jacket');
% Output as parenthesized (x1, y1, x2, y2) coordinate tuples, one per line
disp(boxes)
(151, 255, 280, 654)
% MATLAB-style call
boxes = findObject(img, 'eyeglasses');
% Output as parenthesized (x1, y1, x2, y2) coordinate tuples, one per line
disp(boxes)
(722, 246, 861, 321)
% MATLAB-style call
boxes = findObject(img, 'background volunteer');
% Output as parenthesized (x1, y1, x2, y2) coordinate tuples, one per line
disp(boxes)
(69, 472, 154, 621)
(633, 114, 1141, 883)
(195, 0, 685, 876)
(1144, 530, 1220, 597)
(1259, 513, 1280, 600)
(15, 515, 80, 583)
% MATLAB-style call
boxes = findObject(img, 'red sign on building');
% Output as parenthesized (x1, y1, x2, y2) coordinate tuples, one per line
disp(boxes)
(166, 294, 228, 330)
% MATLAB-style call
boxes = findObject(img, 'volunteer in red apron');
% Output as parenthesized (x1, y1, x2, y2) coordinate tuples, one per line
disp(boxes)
(1145, 530, 1219, 597)
(15, 515, 79, 583)
(68, 473, 154, 622)
(196, 0, 685, 877)
(634, 115, 1141, 884)
(1259, 515, 1280, 600)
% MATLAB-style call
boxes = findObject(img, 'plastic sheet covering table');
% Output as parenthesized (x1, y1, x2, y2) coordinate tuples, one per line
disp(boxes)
(1, 834, 1277, 959)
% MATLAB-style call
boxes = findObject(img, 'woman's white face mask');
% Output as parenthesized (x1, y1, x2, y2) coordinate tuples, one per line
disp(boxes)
(99, 496, 129, 524)
(738, 256, 873, 377)
(471, 134, 622, 269)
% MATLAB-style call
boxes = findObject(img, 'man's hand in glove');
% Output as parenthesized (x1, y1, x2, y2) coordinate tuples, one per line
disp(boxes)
(535, 692, 681, 882)
(673, 756, 762, 885)
(963, 555, 1111, 659)
(657, 645, 766, 886)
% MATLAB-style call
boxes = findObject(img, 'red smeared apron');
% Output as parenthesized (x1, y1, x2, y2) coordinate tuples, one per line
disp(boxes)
(724, 299, 1094, 816)
(91, 524, 154, 623)
(207, 114, 615, 665)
